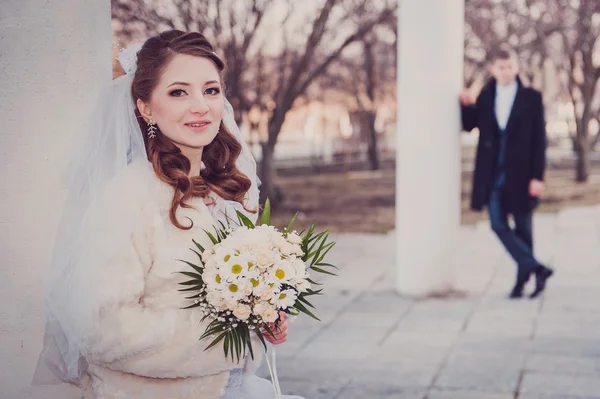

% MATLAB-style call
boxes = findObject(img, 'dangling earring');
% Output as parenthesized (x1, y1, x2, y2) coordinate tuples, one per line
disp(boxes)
(147, 119, 157, 139)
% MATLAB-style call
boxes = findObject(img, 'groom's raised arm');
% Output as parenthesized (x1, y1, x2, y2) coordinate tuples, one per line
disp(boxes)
(459, 90, 478, 132)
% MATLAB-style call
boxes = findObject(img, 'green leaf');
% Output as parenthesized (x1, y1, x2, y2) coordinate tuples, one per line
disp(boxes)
(200, 321, 227, 339)
(253, 326, 268, 352)
(224, 333, 230, 358)
(192, 239, 205, 253)
(262, 323, 277, 340)
(203, 230, 219, 245)
(204, 331, 227, 352)
(189, 248, 203, 261)
(306, 278, 323, 286)
(178, 260, 204, 275)
(235, 210, 255, 229)
(288, 308, 300, 316)
(178, 271, 203, 280)
(181, 302, 202, 310)
(315, 262, 339, 269)
(308, 234, 328, 266)
(232, 327, 241, 363)
(242, 323, 255, 360)
(294, 301, 321, 321)
(284, 211, 299, 235)
(311, 266, 338, 276)
(178, 284, 203, 292)
(179, 280, 203, 286)
(260, 198, 272, 226)
(297, 295, 316, 309)
(201, 326, 226, 340)
(315, 241, 335, 264)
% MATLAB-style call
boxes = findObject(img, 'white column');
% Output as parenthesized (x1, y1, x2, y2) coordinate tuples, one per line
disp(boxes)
(0, 1, 111, 397)
(395, 0, 464, 296)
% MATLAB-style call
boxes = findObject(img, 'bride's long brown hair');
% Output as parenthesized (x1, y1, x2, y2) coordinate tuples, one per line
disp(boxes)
(132, 30, 254, 230)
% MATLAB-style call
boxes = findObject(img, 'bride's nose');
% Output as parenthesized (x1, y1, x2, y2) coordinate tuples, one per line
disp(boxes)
(189, 95, 210, 114)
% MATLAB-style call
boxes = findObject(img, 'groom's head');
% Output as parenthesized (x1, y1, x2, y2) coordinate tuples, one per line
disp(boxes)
(488, 47, 519, 87)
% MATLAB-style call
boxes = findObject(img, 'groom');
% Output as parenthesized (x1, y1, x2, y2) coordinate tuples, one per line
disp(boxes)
(460, 47, 554, 299)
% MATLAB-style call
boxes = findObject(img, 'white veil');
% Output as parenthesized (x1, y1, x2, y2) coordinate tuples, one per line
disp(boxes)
(32, 44, 260, 386)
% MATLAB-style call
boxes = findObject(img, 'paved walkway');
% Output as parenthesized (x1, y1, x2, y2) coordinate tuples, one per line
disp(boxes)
(267, 206, 600, 399)
(13, 206, 600, 399)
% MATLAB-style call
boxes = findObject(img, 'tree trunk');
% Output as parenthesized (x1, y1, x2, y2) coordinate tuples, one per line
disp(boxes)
(575, 125, 591, 182)
(259, 142, 281, 205)
(575, 83, 594, 182)
(259, 108, 288, 206)
(365, 111, 379, 170)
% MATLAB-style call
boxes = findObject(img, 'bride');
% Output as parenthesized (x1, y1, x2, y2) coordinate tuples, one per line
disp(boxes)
(33, 30, 304, 399)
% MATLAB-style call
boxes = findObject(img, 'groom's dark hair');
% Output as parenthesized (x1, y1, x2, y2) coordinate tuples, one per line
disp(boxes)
(489, 46, 517, 63)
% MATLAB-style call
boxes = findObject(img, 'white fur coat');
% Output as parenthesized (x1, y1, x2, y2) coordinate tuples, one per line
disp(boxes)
(75, 160, 262, 399)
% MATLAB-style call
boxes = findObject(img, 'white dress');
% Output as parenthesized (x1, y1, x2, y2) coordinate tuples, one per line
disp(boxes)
(72, 160, 304, 399)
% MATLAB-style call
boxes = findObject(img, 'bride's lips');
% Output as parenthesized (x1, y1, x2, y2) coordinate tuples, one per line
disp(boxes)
(184, 120, 212, 133)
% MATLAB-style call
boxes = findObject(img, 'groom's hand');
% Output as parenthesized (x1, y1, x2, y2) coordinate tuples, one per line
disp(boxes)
(459, 89, 475, 106)
(529, 179, 545, 197)
(262, 312, 288, 345)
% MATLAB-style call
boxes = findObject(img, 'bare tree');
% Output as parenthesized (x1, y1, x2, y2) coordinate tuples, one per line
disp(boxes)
(258, 0, 396, 203)
(317, 27, 396, 171)
(551, 0, 600, 181)
(112, 0, 396, 204)
(112, 0, 273, 123)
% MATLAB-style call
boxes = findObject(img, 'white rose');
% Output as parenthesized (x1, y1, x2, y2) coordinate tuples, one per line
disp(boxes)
(296, 279, 311, 293)
(256, 251, 275, 268)
(261, 307, 279, 323)
(291, 258, 308, 279)
(253, 301, 270, 316)
(206, 291, 224, 307)
(286, 232, 302, 245)
(233, 304, 252, 321)
(225, 298, 239, 311)
(279, 242, 299, 256)
(259, 287, 274, 301)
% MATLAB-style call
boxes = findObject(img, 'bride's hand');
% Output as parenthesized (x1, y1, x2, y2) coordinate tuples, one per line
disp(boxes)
(262, 312, 288, 345)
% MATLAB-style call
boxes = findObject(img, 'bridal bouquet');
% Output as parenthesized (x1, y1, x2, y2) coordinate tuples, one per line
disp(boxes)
(178, 200, 336, 361)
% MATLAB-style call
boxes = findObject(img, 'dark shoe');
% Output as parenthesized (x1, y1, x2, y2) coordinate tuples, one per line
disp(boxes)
(530, 265, 554, 299)
(508, 285, 524, 299)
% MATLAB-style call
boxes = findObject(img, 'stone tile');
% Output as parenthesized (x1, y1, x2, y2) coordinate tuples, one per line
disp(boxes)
(531, 337, 600, 358)
(455, 333, 531, 354)
(433, 351, 525, 393)
(525, 354, 600, 376)
(334, 384, 426, 399)
(520, 372, 600, 397)
(427, 389, 513, 399)
(280, 378, 347, 399)
(349, 362, 437, 388)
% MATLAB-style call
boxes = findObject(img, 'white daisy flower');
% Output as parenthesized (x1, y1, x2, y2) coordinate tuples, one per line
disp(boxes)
(272, 288, 297, 310)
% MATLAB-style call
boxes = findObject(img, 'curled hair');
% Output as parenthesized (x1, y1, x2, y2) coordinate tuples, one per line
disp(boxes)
(132, 30, 253, 229)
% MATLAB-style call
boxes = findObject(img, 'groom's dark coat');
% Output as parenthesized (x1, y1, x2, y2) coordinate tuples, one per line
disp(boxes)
(461, 77, 547, 216)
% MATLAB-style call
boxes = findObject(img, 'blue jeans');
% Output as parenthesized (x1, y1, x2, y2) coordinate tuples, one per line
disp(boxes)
(488, 188, 539, 283)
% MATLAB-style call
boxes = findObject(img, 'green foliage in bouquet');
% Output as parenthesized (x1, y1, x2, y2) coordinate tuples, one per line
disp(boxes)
(177, 199, 337, 362)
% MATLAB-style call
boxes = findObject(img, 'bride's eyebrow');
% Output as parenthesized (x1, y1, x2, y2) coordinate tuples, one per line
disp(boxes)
(167, 81, 190, 88)
(166, 80, 220, 88)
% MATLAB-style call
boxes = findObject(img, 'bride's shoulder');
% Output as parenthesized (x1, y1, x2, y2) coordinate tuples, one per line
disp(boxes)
(104, 159, 154, 196)
(97, 159, 165, 214)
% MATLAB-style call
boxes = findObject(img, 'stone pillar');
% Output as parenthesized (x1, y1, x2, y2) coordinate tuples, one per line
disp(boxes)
(395, 0, 464, 296)
(0, 1, 111, 397)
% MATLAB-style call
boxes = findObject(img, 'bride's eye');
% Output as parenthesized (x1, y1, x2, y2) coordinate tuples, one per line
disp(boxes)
(169, 89, 187, 97)
(205, 87, 221, 96)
